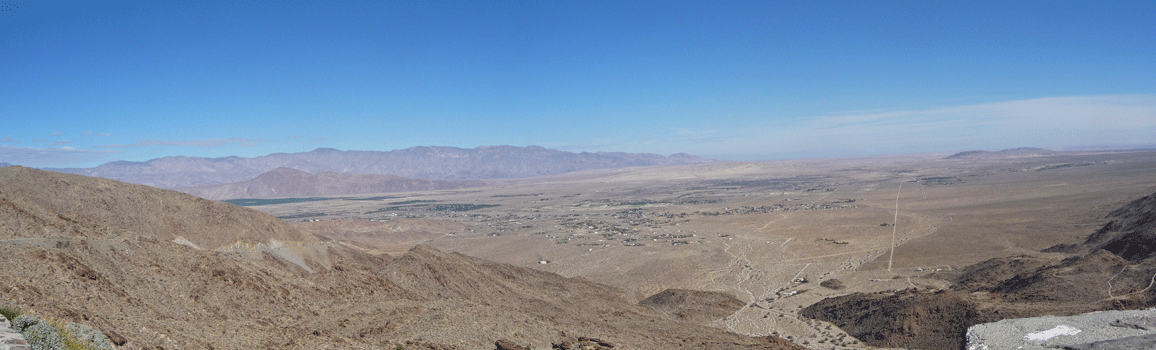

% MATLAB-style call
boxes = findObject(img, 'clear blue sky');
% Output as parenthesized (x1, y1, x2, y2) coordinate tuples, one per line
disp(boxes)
(2, 1, 1155, 167)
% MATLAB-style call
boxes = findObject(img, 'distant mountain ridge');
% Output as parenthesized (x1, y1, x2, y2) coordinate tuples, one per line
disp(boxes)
(48, 145, 713, 188)
(177, 167, 484, 200)
(945, 147, 1055, 159)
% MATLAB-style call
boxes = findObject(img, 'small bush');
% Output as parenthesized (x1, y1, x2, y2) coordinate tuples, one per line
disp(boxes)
(12, 315, 112, 350)
(25, 321, 66, 350)
(65, 322, 113, 350)
(12, 314, 39, 332)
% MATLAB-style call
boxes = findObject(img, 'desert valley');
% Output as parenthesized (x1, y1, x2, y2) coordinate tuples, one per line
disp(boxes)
(2, 146, 1155, 349)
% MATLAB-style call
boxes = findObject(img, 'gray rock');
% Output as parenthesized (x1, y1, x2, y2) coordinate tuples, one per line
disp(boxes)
(0, 315, 32, 350)
(1109, 315, 1156, 330)
(967, 308, 1156, 350)
(1056, 334, 1156, 350)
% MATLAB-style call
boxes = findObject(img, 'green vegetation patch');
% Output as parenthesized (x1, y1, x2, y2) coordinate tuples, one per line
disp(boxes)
(0, 305, 20, 322)
(388, 199, 439, 205)
(276, 212, 326, 219)
(429, 204, 499, 211)
(367, 203, 499, 213)
(224, 197, 338, 206)
(618, 200, 660, 206)
(344, 195, 402, 201)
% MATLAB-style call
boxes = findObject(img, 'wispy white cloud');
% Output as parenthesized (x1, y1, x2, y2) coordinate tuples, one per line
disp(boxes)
(657, 94, 1156, 159)
(46, 140, 72, 146)
(96, 132, 112, 137)
(95, 137, 262, 148)
(0, 145, 118, 167)
(2, 136, 19, 143)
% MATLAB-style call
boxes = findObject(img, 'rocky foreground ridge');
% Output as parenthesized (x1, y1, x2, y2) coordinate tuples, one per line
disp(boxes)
(0, 166, 802, 349)
(801, 190, 1156, 350)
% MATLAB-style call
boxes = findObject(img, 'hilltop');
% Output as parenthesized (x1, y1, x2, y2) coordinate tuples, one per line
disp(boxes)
(0, 166, 803, 349)
(48, 146, 714, 188)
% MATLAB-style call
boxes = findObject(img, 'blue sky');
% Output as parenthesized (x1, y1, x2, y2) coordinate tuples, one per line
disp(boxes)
(2, 1, 1155, 167)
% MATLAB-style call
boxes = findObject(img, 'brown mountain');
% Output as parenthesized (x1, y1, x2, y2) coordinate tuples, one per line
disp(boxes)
(49, 145, 714, 188)
(0, 166, 804, 349)
(176, 167, 485, 200)
(802, 190, 1156, 350)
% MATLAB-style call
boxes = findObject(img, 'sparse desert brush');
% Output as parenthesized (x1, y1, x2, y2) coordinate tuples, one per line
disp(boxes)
(0, 305, 21, 322)
(24, 321, 67, 350)
(64, 322, 113, 350)
(11, 314, 112, 350)
(12, 314, 39, 332)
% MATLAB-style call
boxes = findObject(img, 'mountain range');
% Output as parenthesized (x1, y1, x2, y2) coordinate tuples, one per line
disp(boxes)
(47, 146, 713, 189)
(176, 167, 485, 200)
(944, 147, 1056, 160)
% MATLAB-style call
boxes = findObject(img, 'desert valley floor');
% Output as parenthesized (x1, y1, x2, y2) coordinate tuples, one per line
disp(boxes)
(231, 150, 1156, 347)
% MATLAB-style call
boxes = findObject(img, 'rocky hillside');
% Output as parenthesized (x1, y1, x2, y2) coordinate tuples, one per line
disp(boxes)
(293, 218, 465, 256)
(176, 167, 484, 200)
(802, 189, 1156, 350)
(1076, 191, 1156, 261)
(0, 166, 317, 249)
(49, 146, 714, 188)
(638, 289, 746, 326)
(0, 167, 804, 349)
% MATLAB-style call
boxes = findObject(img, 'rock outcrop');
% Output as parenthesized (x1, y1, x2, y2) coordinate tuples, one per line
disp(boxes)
(0, 316, 30, 350)
(967, 308, 1156, 350)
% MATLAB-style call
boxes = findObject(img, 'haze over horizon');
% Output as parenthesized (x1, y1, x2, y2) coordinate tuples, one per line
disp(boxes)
(3, 1, 1155, 167)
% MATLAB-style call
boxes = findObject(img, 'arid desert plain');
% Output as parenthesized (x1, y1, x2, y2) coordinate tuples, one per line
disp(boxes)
(239, 150, 1156, 346)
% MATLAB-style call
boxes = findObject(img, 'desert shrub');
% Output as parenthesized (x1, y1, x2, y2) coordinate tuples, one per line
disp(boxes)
(12, 314, 112, 350)
(65, 322, 113, 350)
(12, 314, 39, 332)
(24, 321, 66, 350)
(0, 306, 20, 322)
